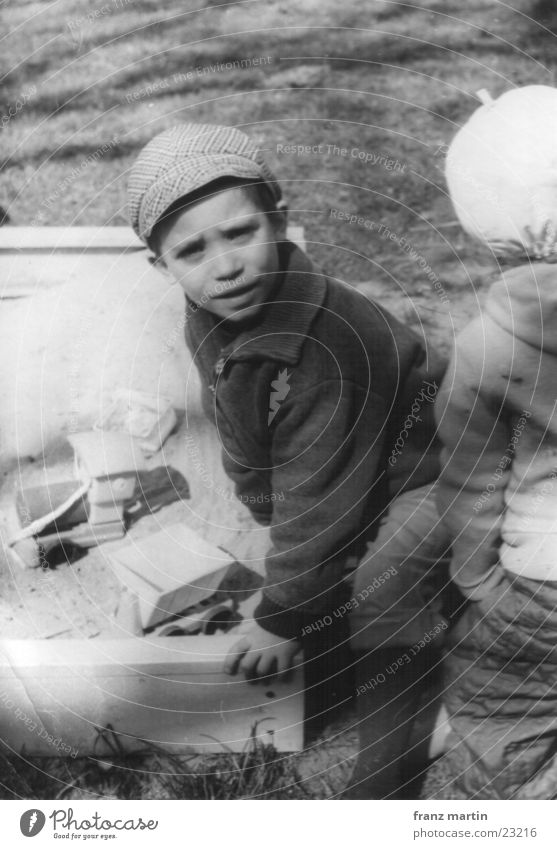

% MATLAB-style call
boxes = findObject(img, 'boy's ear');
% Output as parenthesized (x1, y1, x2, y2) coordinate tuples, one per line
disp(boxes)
(273, 200, 288, 239)
(149, 254, 172, 277)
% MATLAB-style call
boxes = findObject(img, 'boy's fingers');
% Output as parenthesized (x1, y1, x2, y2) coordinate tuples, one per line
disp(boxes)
(278, 646, 299, 680)
(224, 637, 250, 675)
(276, 652, 292, 680)
(239, 650, 260, 677)
(255, 652, 277, 680)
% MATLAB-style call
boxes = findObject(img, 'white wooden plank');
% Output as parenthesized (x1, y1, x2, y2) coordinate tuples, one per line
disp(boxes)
(0, 249, 162, 297)
(0, 635, 256, 674)
(0, 637, 304, 755)
(0, 662, 51, 755)
(0, 225, 305, 253)
(0, 226, 306, 298)
(0, 227, 143, 252)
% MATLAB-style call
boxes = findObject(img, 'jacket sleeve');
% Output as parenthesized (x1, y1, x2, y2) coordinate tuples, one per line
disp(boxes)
(254, 378, 389, 639)
(435, 321, 512, 599)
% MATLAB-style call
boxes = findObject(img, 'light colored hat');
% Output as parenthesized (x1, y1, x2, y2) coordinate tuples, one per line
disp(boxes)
(128, 123, 282, 244)
(446, 85, 557, 260)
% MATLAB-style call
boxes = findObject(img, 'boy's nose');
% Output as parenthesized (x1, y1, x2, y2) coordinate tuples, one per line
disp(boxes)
(212, 248, 244, 281)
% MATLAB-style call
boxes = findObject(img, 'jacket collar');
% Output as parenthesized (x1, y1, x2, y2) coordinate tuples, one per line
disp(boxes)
(186, 241, 327, 365)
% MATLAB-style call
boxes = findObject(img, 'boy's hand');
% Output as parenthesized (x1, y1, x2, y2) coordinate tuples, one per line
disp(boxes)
(224, 623, 301, 679)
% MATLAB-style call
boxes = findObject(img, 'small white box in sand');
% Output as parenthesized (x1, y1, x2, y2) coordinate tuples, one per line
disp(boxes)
(111, 524, 235, 629)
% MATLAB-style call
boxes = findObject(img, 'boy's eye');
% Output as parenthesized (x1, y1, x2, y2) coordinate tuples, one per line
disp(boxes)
(179, 242, 204, 259)
(227, 225, 255, 241)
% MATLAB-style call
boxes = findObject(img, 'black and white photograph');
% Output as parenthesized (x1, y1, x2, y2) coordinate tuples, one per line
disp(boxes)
(1, 0, 556, 841)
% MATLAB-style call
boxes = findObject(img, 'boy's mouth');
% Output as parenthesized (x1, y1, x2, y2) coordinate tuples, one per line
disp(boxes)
(212, 280, 256, 300)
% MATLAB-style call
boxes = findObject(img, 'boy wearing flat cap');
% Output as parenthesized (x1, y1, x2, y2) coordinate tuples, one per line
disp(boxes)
(128, 123, 450, 798)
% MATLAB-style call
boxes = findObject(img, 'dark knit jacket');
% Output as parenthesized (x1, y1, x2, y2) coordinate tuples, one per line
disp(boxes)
(185, 241, 444, 639)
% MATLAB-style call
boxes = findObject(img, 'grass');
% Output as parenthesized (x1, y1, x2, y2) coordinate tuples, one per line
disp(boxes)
(0, 740, 310, 800)
(1, 0, 557, 800)
(3, 0, 556, 291)
(0, 712, 357, 800)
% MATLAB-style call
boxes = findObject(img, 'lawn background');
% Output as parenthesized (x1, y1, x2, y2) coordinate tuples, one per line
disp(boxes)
(1, 0, 557, 800)
(4, 0, 557, 323)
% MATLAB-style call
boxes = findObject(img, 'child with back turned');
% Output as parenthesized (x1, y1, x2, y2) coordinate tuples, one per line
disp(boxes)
(128, 123, 450, 798)
(436, 85, 557, 799)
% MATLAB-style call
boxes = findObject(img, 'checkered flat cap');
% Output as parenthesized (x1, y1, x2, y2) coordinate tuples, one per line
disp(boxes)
(128, 123, 282, 244)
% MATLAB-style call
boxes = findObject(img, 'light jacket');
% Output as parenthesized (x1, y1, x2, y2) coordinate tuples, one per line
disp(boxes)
(436, 261, 557, 599)
(186, 241, 444, 638)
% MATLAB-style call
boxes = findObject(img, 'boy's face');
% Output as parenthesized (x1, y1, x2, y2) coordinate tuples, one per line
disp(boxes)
(154, 184, 286, 324)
